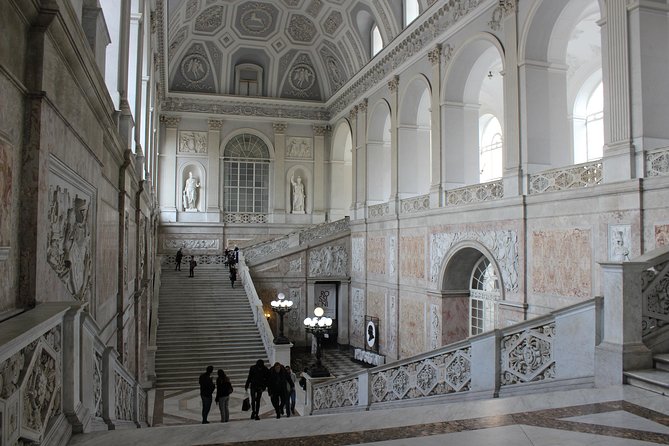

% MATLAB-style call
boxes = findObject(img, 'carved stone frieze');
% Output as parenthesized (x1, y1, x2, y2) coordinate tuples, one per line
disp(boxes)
(430, 229, 519, 292)
(179, 131, 208, 154)
(348, 105, 358, 120)
(313, 124, 330, 136)
(46, 184, 93, 302)
(357, 99, 368, 113)
(298, 217, 349, 244)
(286, 137, 313, 159)
(244, 238, 290, 264)
(308, 245, 348, 277)
(163, 238, 220, 250)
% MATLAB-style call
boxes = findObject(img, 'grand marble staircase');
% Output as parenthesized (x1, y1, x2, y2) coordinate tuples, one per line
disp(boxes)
(154, 265, 268, 389)
(625, 353, 669, 396)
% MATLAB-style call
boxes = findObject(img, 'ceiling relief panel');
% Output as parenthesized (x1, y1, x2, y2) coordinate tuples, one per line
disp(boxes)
(306, 0, 324, 18)
(172, 43, 217, 93)
(184, 0, 200, 21)
(281, 53, 322, 100)
(319, 41, 348, 94)
(287, 14, 317, 44)
(323, 10, 343, 36)
(234, 2, 280, 39)
(282, 0, 303, 7)
(193, 5, 226, 35)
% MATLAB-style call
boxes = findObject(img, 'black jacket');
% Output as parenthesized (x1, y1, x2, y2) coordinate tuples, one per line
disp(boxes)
(267, 367, 294, 396)
(245, 364, 269, 390)
(199, 372, 215, 397)
(215, 376, 233, 400)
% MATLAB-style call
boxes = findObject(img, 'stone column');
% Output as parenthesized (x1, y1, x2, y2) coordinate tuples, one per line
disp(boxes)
(313, 124, 328, 221)
(158, 115, 179, 222)
(600, 0, 635, 182)
(388, 75, 400, 213)
(207, 119, 223, 221)
(348, 106, 361, 220)
(428, 45, 443, 207)
(356, 100, 368, 214)
(498, 1, 523, 196)
(273, 122, 287, 222)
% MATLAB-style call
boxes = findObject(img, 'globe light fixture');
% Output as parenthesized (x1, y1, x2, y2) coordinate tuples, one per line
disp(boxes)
(270, 292, 293, 344)
(303, 306, 333, 377)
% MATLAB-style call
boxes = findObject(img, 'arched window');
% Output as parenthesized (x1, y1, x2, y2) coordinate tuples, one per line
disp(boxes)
(223, 134, 270, 213)
(371, 24, 383, 56)
(404, 0, 419, 26)
(573, 81, 603, 163)
(470, 257, 500, 336)
(479, 115, 503, 182)
(235, 63, 263, 96)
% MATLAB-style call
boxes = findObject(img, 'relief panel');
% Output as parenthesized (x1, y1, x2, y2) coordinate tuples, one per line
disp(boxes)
(367, 237, 385, 275)
(399, 297, 424, 358)
(400, 236, 425, 279)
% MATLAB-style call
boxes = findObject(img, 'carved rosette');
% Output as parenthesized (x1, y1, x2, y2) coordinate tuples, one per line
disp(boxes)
(273, 122, 288, 134)
(500, 323, 555, 386)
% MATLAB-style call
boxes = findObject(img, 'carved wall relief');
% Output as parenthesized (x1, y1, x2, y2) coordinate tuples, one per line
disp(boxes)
(351, 288, 365, 346)
(288, 288, 302, 332)
(46, 183, 93, 302)
(429, 304, 440, 350)
(400, 236, 425, 279)
(308, 245, 348, 277)
(656, 224, 669, 248)
(351, 236, 365, 275)
(367, 237, 386, 275)
(178, 131, 208, 154)
(388, 236, 396, 277)
(162, 238, 220, 250)
(289, 258, 302, 272)
(608, 224, 631, 261)
(286, 136, 313, 159)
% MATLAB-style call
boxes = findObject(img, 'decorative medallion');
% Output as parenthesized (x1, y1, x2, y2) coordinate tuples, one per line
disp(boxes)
(180, 54, 210, 83)
(289, 63, 316, 91)
(237, 2, 278, 37)
(287, 14, 316, 43)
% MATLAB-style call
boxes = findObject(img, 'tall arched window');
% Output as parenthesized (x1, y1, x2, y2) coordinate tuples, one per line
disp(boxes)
(404, 0, 419, 26)
(223, 134, 270, 214)
(371, 24, 383, 56)
(470, 257, 500, 336)
(573, 80, 604, 163)
(479, 115, 503, 182)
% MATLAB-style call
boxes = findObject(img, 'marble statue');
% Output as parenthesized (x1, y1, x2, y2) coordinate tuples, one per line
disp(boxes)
(291, 174, 305, 214)
(183, 171, 200, 211)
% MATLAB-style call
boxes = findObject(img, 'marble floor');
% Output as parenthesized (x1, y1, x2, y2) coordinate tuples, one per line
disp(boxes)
(69, 385, 669, 446)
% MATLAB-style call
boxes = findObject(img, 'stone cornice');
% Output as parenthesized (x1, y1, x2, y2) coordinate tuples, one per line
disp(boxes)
(208, 119, 224, 130)
(160, 115, 180, 128)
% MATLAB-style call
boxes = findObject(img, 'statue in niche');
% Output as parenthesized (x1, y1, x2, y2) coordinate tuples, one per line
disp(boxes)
(291, 173, 305, 214)
(183, 171, 201, 211)
(611, 230, 630, 261)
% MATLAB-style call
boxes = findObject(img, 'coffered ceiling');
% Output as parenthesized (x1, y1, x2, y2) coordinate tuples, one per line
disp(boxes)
(164, 0, 420, 102)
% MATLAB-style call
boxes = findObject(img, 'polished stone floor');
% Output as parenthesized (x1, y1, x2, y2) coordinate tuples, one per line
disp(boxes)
(69, 385, 669, 446)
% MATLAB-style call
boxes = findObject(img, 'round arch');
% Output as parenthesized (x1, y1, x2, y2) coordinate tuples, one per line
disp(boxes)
(220, 128, 275, 159)
(367, 99, 392, 203)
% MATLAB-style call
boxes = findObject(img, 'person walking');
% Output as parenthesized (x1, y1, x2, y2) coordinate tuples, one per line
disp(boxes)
(245, 359, 269, 421)
(199, 365, 215, 424)
(189, 256, 197, 277)
(175, 248, 183, 271)
(267, 362, 293, 419)
(229, 264, 237, 288)
(215, 369, 233, 423)
(286, 366, 297, 415)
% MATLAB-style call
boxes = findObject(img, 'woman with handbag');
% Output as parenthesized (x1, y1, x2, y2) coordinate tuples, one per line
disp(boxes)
(215, 369, 233, 422)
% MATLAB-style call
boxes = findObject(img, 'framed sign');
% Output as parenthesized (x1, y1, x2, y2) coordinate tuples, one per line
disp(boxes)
(315, 283, 337, 319)
(364, 316, 379, 353)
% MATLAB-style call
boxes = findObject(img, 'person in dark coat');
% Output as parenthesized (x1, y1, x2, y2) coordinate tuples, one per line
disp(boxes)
(229, 265, 237, 288)
(215, 369, 233, 422)
(189, 256, 197, 277)
(199, 365, 215, 424)
(175, 248, 183, 271)
(245, 359, 269, 420)
(267, 362, 294, 419)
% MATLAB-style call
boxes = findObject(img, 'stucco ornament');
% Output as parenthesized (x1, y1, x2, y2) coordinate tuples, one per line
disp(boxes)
(309, 245, 348, 276)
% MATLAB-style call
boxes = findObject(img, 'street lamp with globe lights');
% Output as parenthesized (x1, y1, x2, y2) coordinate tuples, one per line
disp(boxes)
(303, 307, 333, 377)
(270, 292, 293, 344)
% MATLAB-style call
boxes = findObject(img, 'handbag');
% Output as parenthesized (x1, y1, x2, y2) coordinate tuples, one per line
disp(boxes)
(241, 390, 250, 411)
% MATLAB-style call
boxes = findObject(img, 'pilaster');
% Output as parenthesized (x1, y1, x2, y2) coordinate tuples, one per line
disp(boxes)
(388, 75, 400, 211)
(206, 119, 223, 221)
(273, 122, 288, 219)
(158, 115, 180, 222)
(313, 124, 329, 219)
(428, 45, 443, 207)
(356, 99, 368, 215)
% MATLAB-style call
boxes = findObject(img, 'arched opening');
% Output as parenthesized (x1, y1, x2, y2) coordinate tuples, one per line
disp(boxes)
(521, 0, 602, 171)
(329, 121, 353, 220)
(399, 76, 432, 197)
(222, 133, 271, 216)
(440, 246, 503, 344)
(371, 24, 383, 56)
(404, 0, 419, 26)
(367, 101, 392, 204)
(443, 36, 505, 187)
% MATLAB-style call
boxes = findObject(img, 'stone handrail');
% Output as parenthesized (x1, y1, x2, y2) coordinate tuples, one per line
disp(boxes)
(400, 195, 430, 214)
(309, 298, 600, 414)
(238, 253, 275, 362)
(368, 202, 391, 219)
(645, 146, 669, 177)
(529, 161, 602, 194)
(0, 303, 148, 445)
(445, 180, 504, 206)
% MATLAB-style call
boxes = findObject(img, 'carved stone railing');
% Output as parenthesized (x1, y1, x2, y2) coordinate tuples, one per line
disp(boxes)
(445, 180, 504, 206)
(368, 202, 391, 219)
(400, 195, 430, 214)
(0, 303, 149, 445)
(529, 161, 602, 194)
(309, 298, 599, 415)
(243, 218, 350, 265)
(645, 146, 669, 177)
(640, 249, 669, 338)
(224, 212, 268, 224)
(160, 254, 227, 266)
(298, 217, 350, 245)
(238, 254, 278, 364)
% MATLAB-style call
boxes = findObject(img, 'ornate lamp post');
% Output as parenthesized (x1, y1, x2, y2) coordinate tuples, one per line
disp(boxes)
(303, 307, 333, 377)
(270, 292, 293, 344)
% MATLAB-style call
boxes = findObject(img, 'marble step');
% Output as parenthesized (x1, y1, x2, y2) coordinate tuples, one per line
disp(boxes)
(653, 354, 669, 372)
(624, 369, 669, 396)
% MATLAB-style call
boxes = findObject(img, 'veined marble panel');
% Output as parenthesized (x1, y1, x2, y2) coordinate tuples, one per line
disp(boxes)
(367, 290, 385, 322)
(367, 237, 386, 275)
(351, 236, 365, 276)
(386, 294, 398, 359)
(400, 236, 425, 279)
(655, 224, 669, 248)
(399, 297, 425, 358)
(351, 287, 365, 347)
(531, 229, 591, 298)
(0, 139, 11, 248)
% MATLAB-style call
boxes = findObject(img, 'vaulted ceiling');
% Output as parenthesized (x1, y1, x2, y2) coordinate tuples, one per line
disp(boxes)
(165, 0, 417, 102)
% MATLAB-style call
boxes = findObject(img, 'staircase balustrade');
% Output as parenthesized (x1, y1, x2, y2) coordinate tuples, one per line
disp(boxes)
(309, 298, 600, 415)
(0, 304, 148, 445)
